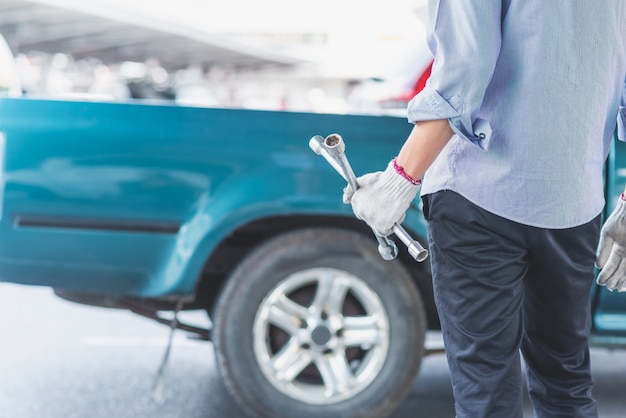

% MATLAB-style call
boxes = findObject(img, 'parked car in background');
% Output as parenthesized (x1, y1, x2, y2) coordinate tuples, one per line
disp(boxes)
(348, 42, 433, 117)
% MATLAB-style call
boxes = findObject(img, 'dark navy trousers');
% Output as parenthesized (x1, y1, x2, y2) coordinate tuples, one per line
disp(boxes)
(422, 191, 600, 418)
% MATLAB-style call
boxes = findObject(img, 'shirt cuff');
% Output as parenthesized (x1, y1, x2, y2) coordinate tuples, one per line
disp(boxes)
(618, 106, 626, 142)
(407, 86, 492, 150)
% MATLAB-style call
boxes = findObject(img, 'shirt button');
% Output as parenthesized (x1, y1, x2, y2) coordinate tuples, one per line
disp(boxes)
(478, 132, 486, 140)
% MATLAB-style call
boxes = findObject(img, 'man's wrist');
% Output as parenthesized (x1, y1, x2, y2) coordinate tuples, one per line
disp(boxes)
(392, 158, 422, 186)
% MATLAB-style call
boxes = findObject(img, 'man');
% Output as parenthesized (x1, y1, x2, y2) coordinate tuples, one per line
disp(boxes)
(343, 1, 626, 417)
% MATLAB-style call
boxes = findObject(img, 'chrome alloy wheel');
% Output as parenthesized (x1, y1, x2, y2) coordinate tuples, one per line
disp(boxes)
(252, 267, 390, 405)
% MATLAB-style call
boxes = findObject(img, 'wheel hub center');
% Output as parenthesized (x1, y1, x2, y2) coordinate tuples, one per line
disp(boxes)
(310, 325, 332, 346)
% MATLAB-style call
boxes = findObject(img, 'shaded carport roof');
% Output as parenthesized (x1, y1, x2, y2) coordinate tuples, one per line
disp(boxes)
(0, 0, 305, 71)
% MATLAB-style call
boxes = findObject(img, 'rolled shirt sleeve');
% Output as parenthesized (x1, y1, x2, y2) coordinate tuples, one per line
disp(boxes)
(618, 80, 626, 142)
(407, 0, 503, 150)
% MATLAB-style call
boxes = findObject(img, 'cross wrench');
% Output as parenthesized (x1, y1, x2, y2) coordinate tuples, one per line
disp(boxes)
(309, 134, 429, 262)
(316, 135, 398, 260)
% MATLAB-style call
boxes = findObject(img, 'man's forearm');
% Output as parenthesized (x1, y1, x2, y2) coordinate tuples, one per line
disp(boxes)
(395, 119, 454, 181)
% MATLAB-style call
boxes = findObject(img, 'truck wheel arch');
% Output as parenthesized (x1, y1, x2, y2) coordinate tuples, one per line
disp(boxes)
(193, 215, 438, 332)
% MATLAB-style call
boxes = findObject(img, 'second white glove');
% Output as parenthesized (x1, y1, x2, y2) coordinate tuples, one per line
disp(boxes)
(596, 197, 626, 292)
(343, 159, 421, 236)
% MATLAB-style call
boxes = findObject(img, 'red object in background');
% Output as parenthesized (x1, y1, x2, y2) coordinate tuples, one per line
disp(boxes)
(412, 59, 433, 98)
(384, 59, 433, 105)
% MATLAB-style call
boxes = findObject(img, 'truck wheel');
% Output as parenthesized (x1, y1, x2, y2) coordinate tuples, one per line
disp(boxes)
(213, 228, 427, 418)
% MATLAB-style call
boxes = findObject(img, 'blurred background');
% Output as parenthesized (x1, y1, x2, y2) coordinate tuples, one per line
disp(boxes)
(0, 0, 433, 115)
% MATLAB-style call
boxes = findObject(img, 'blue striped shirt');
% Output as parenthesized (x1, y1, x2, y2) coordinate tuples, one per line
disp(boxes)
(408, 0, 626, 228)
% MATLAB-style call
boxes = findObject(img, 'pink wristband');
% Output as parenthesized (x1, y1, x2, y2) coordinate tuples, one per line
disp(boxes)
(621, 192, 626, 201)
(392, 158, 422, 186)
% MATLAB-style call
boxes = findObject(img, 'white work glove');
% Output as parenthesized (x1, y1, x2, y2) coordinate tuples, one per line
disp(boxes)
(596, 197, 626, 292)
(343, 159, 421, 236)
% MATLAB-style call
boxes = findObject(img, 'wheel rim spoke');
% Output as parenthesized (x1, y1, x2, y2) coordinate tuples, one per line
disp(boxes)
(341, 315, 384, 347)
(311, 272, 349, 316)
(315, 351, 357, 397)
(271, 339, 313, 383)
(267, 294, 308, 334)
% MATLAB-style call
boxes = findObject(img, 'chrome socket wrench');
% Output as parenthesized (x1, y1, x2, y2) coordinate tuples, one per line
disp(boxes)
(309, 133, 429, 262)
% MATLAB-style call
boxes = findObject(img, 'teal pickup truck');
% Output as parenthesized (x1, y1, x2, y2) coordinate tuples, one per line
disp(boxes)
(0, 96, 625, 418)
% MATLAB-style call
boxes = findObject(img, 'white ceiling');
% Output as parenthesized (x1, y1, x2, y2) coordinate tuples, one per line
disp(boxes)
(0, 0, 305, 71)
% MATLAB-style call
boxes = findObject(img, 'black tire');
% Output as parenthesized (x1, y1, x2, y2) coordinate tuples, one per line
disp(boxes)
(213, 228, 426, 418)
